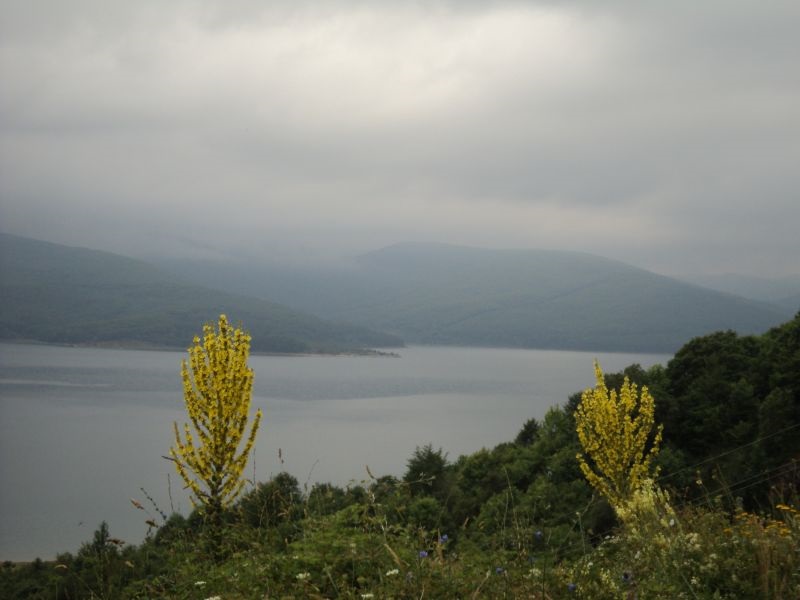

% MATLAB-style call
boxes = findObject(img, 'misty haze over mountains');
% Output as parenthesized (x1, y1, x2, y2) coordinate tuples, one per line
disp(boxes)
(2, 2, 800, 282)
(0, 233, 401, 353)
(676, 272, 800, 313)
(157, 241, 795, 353)
(2, 2, 798, 346)
(2, 233, 789, 354)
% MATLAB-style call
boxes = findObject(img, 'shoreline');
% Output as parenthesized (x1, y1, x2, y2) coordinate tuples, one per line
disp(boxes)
(0, 337, 678, 356)
(0, 338, 402, 358)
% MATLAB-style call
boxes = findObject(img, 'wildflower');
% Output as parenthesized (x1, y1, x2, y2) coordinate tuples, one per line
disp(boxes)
(685, 532, 701, 551)
(195, 580, 207, 587)
(170, 315, 261, 512)
(361, 594, 374, 599)
(386, 568, 399, 577)
(296, 572, 311, 581)
(439, 534, 449, 543)
(205, 597, 222, 600)
(575, 362, 663, 511)
(419, 550, 428, 558)
(495, 566, 504, 574)
(568, 582, 577, 593)
(534, 530, 543, 541)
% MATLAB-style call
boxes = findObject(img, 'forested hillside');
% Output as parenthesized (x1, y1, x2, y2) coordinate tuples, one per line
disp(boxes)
(0, 234, 401, 353)
(160, 242, 790, 352)
(679, 272, 800, 309)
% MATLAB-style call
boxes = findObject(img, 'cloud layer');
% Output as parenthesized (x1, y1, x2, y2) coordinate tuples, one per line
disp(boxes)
(1, 1, 798, 275)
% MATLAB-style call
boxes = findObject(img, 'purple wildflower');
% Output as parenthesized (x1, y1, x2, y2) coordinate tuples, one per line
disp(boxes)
(622, 571, 632, 584)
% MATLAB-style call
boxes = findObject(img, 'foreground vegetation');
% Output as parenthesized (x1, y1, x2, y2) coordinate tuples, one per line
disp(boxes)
(3, 314, 799, 598)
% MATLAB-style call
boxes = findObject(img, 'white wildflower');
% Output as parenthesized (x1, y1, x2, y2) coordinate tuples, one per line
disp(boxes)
(386, 568, 400, 576)
(195, 581, 207, 587)
(296, 572, 311, 581)
(524, 567, 542, 579)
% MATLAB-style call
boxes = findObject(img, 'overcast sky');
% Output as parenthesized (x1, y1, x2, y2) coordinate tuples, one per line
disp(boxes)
(1, 0, 798, 276)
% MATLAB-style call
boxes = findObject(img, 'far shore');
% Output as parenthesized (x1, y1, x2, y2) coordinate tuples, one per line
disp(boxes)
(0, 338, 402, 358)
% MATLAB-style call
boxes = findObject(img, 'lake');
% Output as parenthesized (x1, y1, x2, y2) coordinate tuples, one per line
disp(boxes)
(0, 342, 670, 560)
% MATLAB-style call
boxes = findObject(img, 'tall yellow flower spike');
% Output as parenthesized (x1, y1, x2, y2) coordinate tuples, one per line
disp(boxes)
(170, 315, 262, 515)
(575, 361, 663, 513)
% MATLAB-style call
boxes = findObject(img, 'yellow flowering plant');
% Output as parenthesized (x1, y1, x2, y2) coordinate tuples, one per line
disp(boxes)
(575, 361, 663, 513)
(170, 314, 262, 521)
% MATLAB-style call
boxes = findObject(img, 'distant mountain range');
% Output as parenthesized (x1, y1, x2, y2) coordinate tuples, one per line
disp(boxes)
(0, 233, 401, 353)
(677, 272, 800, 312)
(156, 242, 794, 353)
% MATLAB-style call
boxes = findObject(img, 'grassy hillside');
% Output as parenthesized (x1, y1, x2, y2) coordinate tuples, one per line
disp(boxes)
(0, 233, 402, 352)
(159, 243, 790, 353)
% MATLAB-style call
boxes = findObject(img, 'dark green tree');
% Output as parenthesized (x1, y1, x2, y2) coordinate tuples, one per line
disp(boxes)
(404, 444, 450, 502)
(515, 418, 540, 446)
(238, 472, 302, 529)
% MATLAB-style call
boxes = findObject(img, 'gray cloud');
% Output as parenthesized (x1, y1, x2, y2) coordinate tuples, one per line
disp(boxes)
(1, 1, 799, 276)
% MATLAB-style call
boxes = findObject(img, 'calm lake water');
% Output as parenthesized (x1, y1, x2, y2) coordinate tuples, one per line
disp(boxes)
(0, 342, 670, 560)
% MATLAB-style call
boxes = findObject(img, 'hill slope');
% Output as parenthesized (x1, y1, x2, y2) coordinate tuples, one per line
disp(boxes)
(678, 272, 800, 309)
(159, 243, 790, 353)
(0, 234, 402, 352)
